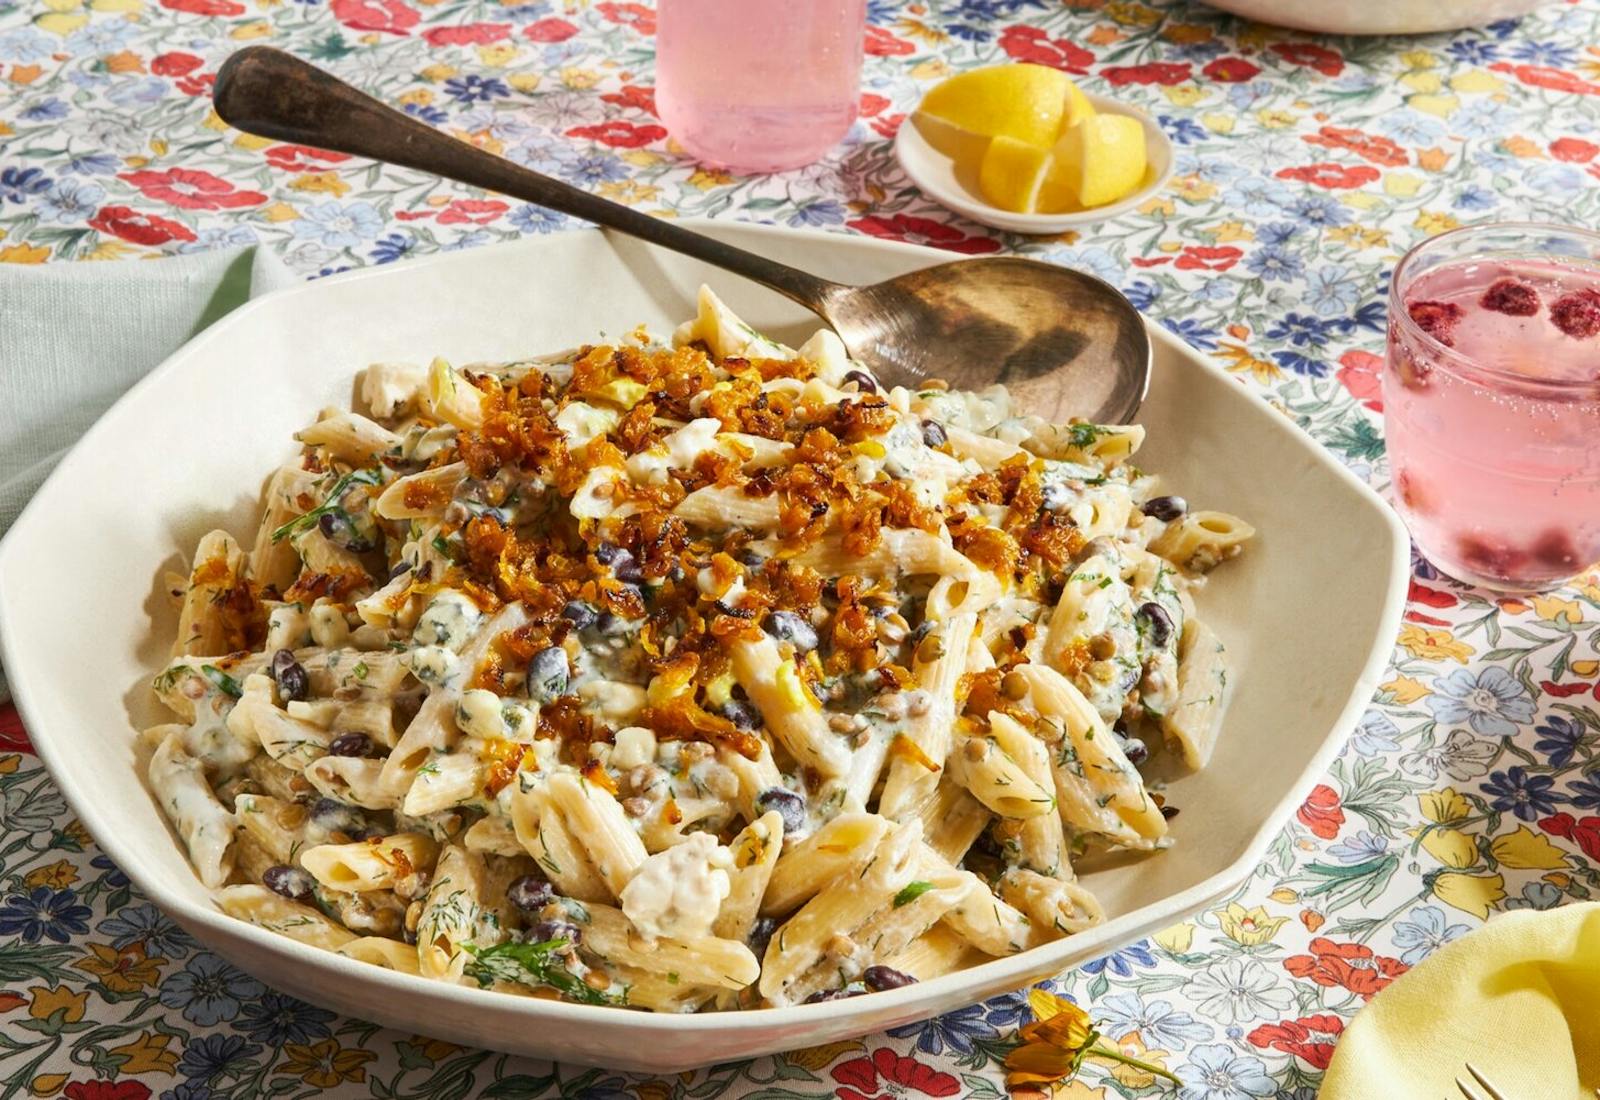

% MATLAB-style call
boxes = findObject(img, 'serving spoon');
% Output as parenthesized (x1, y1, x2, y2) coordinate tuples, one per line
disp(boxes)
(213, 47, 1151, 424)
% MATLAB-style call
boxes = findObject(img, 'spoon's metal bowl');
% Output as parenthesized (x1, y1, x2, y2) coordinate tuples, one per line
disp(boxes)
(825, 257, 1151, 424)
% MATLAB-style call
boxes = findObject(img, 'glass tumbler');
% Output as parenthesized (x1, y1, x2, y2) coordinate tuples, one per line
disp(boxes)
(655, 0, 867, 174)
(1384, 222, 1600, 591)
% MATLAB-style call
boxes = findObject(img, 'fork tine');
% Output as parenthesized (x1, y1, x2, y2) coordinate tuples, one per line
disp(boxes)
(1465, 1064, 1510, 1100)
(1455, 1075, 1487, 1100)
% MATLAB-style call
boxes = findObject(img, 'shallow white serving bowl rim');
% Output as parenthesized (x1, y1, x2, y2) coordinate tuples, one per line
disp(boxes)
(0, 221, 1408, 1069)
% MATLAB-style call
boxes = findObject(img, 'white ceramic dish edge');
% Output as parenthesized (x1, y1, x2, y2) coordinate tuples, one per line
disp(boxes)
(0, 222, 1409, 1071)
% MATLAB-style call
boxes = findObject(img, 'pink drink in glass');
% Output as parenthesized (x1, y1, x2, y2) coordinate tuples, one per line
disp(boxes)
(655, 0, 867, 174)
(1385, 223, 1600, 591)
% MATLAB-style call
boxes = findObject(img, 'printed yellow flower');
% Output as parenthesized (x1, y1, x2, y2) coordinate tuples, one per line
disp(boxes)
(1216, 903, 1289, 946)
(30, 1074, 68, 1098)
(453, 129, 504, 156)
(1420, 788, 1471, 824)
(1108, 1032, 1171, 1088)
(1162, 22, 1214, 44)
(42, 0, 83, 12)
(276, 1039, 377, 1088)
(290, 171, 350, 197)
(1531, 595, 1582, 625)
(24, 861, 78, 890)
(1086, 25, 1123, 47)
(418, 63, 457, 83)
(633, 1082, 674, 1100)
(1420, 826, 1478, 869)
(1169, 175, 1217, 202)
(0, 243, 50, 264)
(231, 20, 271, 39)
(1408, 93, 1460, 117)
(560, 66, 600, 89)
(1201, 112, 1235, 134)
(1152, 922, 1194, 954)
(1141, 197, 1177, 218)
(36, 12, 89, 35)
(1383, 173, 1423, 198)
(61, 820, 90, 847)
(1491, 827, 1568, 871)
(73, 942, 166, 993)
(1106, 2, 1161, 26)
(0, 754, 18, 774)
(621, 150, 663, 168)
(507, 72, 541, 94)
(1401, 48, 1438, 69)
(477, 43, 518, 67)
(1381, 675, 1430, 704)
(1432, 871, 1505, 919)
(1416, 146, 1452, 172)
(785, 1040, 863, 1072)
(1328, 222, 1389, 249)
(895, 17, 948, 44)
(1397, 625, 1473, 663)
(1210, 221, 1253, 243)
(1214, 342, 1282, 384)
(1255, 108, 1297, 129)
(597, 180, 661, 206)
(110, 1031, 178, 1075)
(1502, 134, 1546, 159)
(1162, 85, 1205, 107)
(1268, 887, 1298, 904)
(259, 201, 300, 223)
(28, 986, 87, 1024)
(91, 0, 145, 10)
(398, 88, 434, 107)
(1401, 71, 1443, 94)
(232, 131, 272, 148)
(1414, 211, 1460, 235)
(1572, 660, 1600, 678)
(403, 1036, 462, 1063)
(688, 167, 734, 191)
(1450, 70, 1507, 94)
(104, 50, 143, 74)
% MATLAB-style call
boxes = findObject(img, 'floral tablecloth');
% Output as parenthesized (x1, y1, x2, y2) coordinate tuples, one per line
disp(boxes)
(4, 0, 1600, 1096)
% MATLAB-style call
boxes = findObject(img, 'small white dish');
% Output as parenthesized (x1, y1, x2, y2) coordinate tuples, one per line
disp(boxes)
(894, 92, 1176, 235)
(1199, 0, 1547, 35)
(0, 222, 1406, 1072)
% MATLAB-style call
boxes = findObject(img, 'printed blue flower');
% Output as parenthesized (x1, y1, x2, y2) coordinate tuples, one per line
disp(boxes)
(1095, 993, 1214, 1050)
(370, 232, 416, 264)
(1426, 667, 1537, 738)
(1534, 715, 1586, 769)
(1178, 1043, 1276, 1100)
(0, 887, 92, 943)
(1482, 765, 1562, 822)
(1161, 116, 1208, 145)
(178, 1033, 262, 1081)
(1389, 905, 1470, 966)
(1270, 349, 1326, 377)
(98, 902, 196, 959)
(159, 953, 266, 1027)
(1081, 940, 1157, 978)
(0, 166, 50, 204)
(293, 201, 384, 248)
(1327, 830, 1388, 864)
(443, 74, 511, 104)
(34, 178, 103, 223)
(1244, 245, 1303, 283)
(237, 991, 336, 1045)
(887, 1001, 996, 1055)
(1265, 311, 1332, 347)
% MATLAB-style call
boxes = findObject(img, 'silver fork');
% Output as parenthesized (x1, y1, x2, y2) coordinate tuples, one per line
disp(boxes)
(1454, 1063, 1509, 1100)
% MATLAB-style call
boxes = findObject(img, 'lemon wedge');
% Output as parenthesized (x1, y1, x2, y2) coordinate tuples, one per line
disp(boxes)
(978, 135, 1053, 213)
(1039, 114, 1147, 212)
(917, 63, 1072, 151)
(1063, 81, 1095, 130)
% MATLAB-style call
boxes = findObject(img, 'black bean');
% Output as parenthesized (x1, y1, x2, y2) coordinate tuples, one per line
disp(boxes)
(842, 369, 878, 393)
(270, 649, 309, 703)
(328, 732, 372, 758)
(507, 874, 555, 914)
(309, 797, 366, 834)
(1121, 737, 1149, 767)
(526, 646, 570, 703)
(722, 699, 762, 731)
(803, 988, 861, 1004)
(594, 542, 627, 565)
(614, 557, 644, 585)
(920, 419, 947, 447)
(525, 919, 582, 948)
(747, 916, 778, 960)
(1160, 804, 1181, 820)
(757, 788, 807, 834)
(863, 966, 917, 992)
(1137, 602, 1174, 649)
(317, 510, 374, 553)
(1041, 483, 1072, 512)
(561, 600, 598, 630)
(595, 612, 629, 638)
(765, 610, 818, 652)
(737, 548, 766, 568)
(1141, 495, 1187, 522)
(388, 558, 413, 580)
(263, 864, 314, 902)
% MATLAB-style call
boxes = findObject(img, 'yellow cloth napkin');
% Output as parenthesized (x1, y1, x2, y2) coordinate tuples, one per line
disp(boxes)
(1321, 902, 1600, 1099)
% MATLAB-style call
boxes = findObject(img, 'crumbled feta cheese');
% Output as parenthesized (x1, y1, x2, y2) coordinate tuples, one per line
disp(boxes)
(413, 591, 481, 650)
(610, 726, 656, 770)
(456, 689, 507, 739)
(619, 832, 731, 942)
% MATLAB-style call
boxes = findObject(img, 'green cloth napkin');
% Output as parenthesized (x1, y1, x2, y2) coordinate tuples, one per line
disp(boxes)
(0, 245, 296, 535)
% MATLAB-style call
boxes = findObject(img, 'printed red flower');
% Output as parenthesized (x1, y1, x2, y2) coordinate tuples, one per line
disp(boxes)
(263, 144, 351, 172)
(394, 210, 434, 221)
(1130, 256, 1171, 268)
(847, 214, 1000, 255)
(422, 23, 510, 46)
(174, 73, 215, 97)
(1408, 579, 1457, 609)
(832, 1048, 961, 1100)
(1248, 1013, 1345, 1069)
(1203, 56, 1260, 82)
(1541, 681, 1594, 698)
(1102, 61, 1192, 86)
(596, 2, 654, 33)
(871, 113, 905, 139)
(119, 168, 266, 211)
(1489, 62, 1600, 96)
(859, 92, 891, 118)
(0, 704, 32, 755)
(864, 25, 914, 57)
(0, 991, 25, 1012)
(1541, 813, 1600, 861)
(435, 198, 508, 226)
(329, 0, 419, 36)
(1276, 163, 1380, 190)
(1297, 783, 1344, 839)
(88, 205, 197, 246)
(1404, 611, 1451, 627)
(997, 26, 1094, 74)
(64, 1082, 152, 1100)
(1284, 938, 1408, 999)
(566, 120, 667, 149)
(159, 0, 244, 14)
(1304, 125, 1408, 168)
(1271, 42, 1344, 76)
(150, 51, 203, 77)
(1335, 348, 1383, 412)
(522, 17, 577, 42)
(601, 84, 657, 116)
(1175, 245, 1242, 271)
(1550, 137, 1599, 163)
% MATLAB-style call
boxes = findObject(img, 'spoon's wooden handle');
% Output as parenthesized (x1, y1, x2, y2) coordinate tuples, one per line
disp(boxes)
(213, 47, 841, 310)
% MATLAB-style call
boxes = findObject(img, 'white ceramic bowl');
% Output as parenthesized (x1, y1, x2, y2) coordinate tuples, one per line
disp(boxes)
(0, 223, 1407, 1072)
(894, 93, 1175, 235)
(1199, 0, 1549, 34)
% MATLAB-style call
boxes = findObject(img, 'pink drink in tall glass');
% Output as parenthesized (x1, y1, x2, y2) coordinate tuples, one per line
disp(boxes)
(1385, 224, 1600, 591)
(655, 0, 867, 174)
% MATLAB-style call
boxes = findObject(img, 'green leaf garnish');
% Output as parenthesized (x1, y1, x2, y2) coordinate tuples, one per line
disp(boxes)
(894, 881, 934, 908)
(462, 940, 622, 1006)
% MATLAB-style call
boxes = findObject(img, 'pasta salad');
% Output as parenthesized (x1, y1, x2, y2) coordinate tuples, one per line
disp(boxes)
(145, 287, 1252, 1011)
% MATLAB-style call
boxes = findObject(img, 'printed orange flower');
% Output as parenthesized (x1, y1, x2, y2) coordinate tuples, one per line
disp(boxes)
(73, 942, 166, 994)
(1247, 1013, 1344, 1069)
(24, 860, 79, 891)
(1284, 937, 1408, 999)
(1296, 784, 1345, 839)
(1303, 125, 1409, 167)
(28, 985, 87, 1023)
(1004, 988, 1178, 1090)
(276, 1040, 377, 1088)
